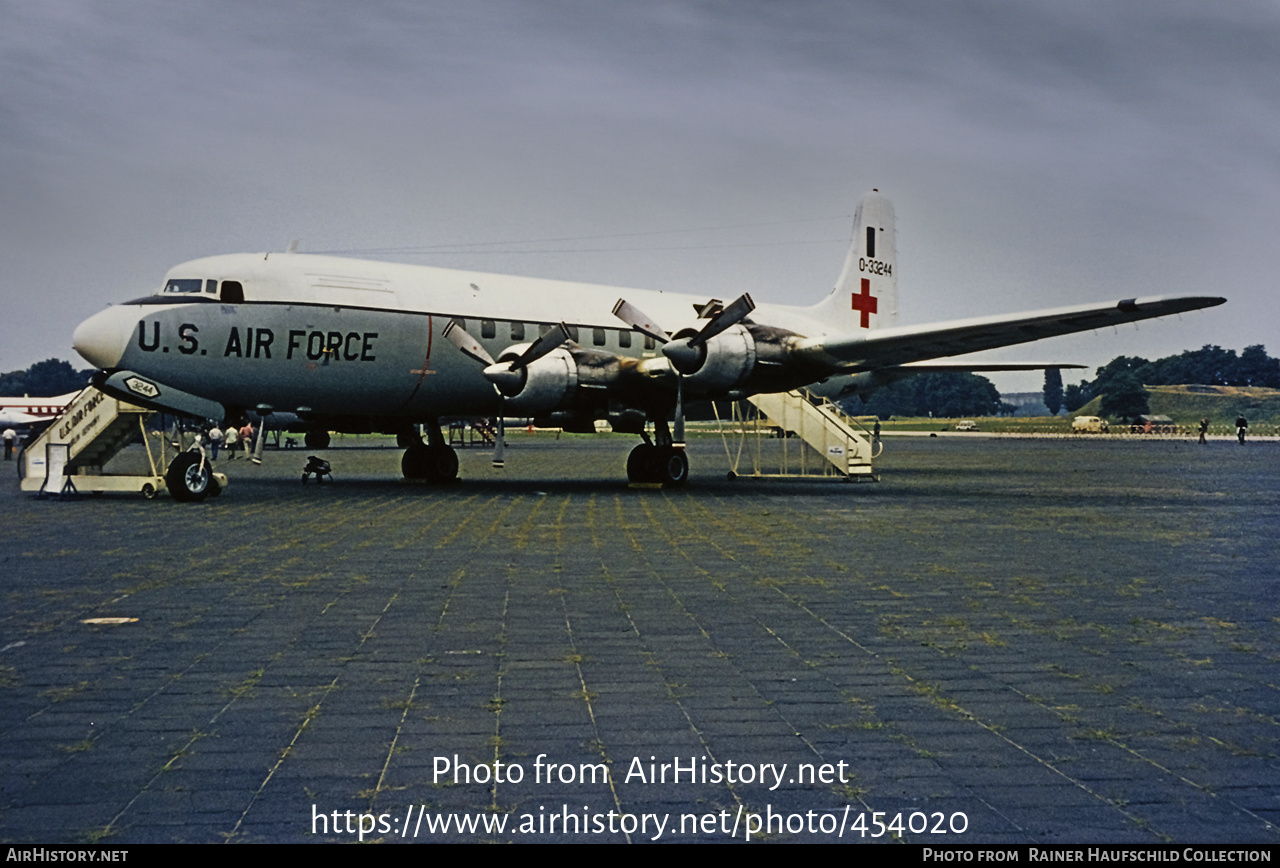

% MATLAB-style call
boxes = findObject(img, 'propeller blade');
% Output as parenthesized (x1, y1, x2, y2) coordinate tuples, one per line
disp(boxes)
(689, 292, 755, 348)
(612, 299, 671, 344)
(443, 320, 495, 366)
(673, 376, 685, 445)
(510, 322, 570, 371)
(492, 415, 505, 468)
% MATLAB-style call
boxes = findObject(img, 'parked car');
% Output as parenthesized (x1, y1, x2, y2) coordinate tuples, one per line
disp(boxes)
(1131, 415, 1177, 434)
(1072, 415, 1109, 433)
(955, 420, 979, 431)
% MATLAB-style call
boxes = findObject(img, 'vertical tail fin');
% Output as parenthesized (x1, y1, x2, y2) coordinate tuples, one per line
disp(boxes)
(811, 189, 897, 332)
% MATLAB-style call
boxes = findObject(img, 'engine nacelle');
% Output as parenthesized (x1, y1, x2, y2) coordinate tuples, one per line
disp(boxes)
(496, 348, 577, 413)
(486, 345, 620, 414)
(666, 324, 801, 395)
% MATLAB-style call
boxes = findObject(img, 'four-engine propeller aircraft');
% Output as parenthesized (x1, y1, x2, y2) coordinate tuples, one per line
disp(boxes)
(71, 190, 1224, 499)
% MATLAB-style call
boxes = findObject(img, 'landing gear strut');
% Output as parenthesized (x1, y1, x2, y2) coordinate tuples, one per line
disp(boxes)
(402, 420, 458, 484)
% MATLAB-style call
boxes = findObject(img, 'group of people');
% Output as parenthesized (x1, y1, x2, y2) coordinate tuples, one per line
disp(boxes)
(1196, 415, 1251, 445)
(205, 421, 256, 460)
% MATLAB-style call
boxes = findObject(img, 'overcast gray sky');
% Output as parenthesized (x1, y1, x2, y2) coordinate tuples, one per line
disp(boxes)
(2, 0, 1275, 392)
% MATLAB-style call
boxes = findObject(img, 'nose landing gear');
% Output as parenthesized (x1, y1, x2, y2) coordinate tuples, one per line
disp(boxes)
(165, 451, 220, 501)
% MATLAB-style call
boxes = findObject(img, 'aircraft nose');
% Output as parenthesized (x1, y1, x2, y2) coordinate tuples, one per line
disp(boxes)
(73, 305, 135, 369)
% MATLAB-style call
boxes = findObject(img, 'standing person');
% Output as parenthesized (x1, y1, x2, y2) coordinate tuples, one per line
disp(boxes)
(1198, 418, 1209, 444)
(208, 424, 223, 460)
(1236, 415, 1248, 445)
(3, 427, 16, 461)
(239, 422, 255, 459)
(224, 424, 238, 459)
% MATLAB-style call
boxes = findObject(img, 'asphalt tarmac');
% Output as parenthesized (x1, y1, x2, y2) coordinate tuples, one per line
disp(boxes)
(1, 434, 1277, 845)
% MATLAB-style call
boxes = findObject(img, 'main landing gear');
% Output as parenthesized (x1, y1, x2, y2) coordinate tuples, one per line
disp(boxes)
(626, 417, 688, 487)
(627, 443, 688, 486)
(401, 421, 459, 484)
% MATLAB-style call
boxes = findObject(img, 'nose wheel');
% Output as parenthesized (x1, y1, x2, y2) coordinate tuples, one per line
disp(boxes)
(166, 452, 214, 502)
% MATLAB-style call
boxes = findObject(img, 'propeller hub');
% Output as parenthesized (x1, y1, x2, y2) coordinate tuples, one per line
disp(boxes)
(662, 338, 703, 375)
(483, 364, 524, 397)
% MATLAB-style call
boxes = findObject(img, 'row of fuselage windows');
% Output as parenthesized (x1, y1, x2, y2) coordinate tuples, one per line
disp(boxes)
(456, 318, 657, 351)
(161, 280, 653, 350)
(164, 278, 244, 303)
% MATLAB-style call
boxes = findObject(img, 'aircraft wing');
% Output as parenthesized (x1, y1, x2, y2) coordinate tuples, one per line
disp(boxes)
(895, 361, 1085, 372)
(791, 295, 1226, 372)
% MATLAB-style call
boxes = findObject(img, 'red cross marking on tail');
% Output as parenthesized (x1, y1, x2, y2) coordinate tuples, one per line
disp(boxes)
(851, 278, 878, 328)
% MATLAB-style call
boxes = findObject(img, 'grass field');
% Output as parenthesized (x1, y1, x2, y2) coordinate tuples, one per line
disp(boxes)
(841, 384, 1280, 435)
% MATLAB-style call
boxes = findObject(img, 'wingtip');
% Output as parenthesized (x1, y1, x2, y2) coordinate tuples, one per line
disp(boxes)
(1178, 295, 1228, 310)
(1130, 294, 1227, 312)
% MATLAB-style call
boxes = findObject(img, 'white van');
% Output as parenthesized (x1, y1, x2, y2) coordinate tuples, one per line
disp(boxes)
(1072, 416, 1109, 433)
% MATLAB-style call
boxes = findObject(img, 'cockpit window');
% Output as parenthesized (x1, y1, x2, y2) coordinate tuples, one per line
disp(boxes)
(205, 279, 218, 294)
(164, 279, 204, 293)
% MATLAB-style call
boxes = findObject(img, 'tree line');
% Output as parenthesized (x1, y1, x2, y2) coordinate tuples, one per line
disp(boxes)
(1060, 345, 1279, 418)
(847, 372, 1013, 420)
(0, 359, 94, 397)
(842, 345, 1278, 423)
